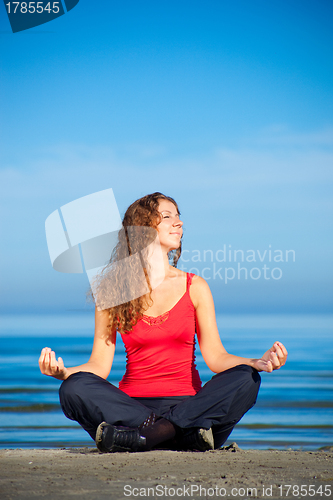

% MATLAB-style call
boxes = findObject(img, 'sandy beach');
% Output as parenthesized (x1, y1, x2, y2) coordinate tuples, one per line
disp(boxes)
(1, 444, 332, 499)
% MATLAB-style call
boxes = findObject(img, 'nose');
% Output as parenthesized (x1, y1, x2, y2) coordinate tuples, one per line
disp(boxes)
(173, 217, 183, 227)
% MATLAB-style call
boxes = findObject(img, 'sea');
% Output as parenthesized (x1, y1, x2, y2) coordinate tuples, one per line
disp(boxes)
(0, 313, 332, 450)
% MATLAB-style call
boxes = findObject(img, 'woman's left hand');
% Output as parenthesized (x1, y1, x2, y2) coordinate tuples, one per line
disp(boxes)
(253, 342, 288, 373)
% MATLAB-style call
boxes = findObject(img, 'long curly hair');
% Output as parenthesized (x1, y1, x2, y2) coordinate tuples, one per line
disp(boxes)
(88, 192, 182, 337)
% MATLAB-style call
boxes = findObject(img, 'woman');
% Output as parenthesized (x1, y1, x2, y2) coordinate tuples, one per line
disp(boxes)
(39, 192, 288, 453)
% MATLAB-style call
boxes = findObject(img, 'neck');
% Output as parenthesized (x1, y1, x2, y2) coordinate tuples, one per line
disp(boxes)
(146, 244, 178, 289)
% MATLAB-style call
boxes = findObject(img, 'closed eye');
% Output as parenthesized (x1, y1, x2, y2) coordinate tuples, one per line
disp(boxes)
(159, 211, 181, 220)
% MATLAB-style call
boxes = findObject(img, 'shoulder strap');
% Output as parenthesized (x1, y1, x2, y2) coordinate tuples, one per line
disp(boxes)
(186, 272, 194, 290)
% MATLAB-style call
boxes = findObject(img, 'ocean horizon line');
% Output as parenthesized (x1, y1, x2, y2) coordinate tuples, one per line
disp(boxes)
(0, 312, 333, 338)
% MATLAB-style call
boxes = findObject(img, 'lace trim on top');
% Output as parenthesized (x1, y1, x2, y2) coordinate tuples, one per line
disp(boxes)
(141, 273, 192, 326)
(141, 311, 170, 326)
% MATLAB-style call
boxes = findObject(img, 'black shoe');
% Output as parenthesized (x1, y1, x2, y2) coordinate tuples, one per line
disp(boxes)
(95, 421, 146, 453)
(179, 428, 214, 451)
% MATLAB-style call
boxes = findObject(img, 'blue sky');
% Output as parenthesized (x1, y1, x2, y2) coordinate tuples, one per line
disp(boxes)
(0, 0, 332, 313)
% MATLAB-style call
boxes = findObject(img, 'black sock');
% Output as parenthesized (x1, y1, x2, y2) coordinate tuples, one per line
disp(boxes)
(139, 417, 176, 450)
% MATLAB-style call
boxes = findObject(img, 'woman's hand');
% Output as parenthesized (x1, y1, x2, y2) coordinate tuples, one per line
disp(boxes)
(253, 341, 288, 373)
(39, 347, 68, 380)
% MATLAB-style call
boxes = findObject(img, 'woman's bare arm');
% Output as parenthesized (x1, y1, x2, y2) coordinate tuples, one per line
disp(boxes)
(190, 276, 288, 373)
(39, 307, 116, 381)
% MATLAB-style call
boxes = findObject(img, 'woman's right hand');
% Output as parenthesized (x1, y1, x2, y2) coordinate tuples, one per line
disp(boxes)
(39, 347, 68, 380)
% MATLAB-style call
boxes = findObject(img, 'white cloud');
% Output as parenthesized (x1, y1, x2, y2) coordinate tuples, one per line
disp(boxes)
(241, 125, 333, 147)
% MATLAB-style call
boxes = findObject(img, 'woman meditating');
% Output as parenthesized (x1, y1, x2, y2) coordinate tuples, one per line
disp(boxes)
(39, 192, 288, 453)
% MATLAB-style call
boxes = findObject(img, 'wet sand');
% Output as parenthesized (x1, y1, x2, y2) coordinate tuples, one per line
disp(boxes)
(1, 444, 332, 499)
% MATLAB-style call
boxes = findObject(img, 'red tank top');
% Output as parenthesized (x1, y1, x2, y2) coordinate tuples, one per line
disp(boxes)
(119, 273, 202, 397)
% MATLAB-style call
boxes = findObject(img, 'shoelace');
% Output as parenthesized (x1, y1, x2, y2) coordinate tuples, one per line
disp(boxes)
(111, 426, 141, 448)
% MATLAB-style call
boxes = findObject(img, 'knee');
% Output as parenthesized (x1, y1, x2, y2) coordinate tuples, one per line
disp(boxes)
(59, 372, 91, 405)
(235, 365, 261, 404)
(239, 364, 261, 387)
(220, 365, 261, 401)
(59, 372, 95, 420)
(211, 364, 261, 401)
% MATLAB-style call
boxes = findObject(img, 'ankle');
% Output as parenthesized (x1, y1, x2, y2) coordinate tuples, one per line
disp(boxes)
(138, 416, 176, 450)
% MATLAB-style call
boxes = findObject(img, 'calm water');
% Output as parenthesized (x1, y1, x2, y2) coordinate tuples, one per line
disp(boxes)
(0, 313, 332, 450)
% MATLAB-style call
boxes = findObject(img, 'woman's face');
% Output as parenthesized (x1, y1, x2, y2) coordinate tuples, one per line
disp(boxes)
(156, 199, 183, 251)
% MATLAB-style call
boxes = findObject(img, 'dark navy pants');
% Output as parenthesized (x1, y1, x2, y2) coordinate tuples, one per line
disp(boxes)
(59, 364, 261, 449)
